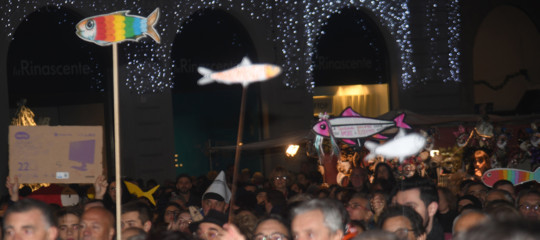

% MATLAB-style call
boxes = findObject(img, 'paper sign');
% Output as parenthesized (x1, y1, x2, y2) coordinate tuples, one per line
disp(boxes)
(9, 126, 103, 183)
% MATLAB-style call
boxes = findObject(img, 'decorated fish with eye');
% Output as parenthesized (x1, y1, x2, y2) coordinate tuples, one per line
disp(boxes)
(76, 8, 160, 46)
(482, 168, 540, 187)
(312, 107, 410, 145)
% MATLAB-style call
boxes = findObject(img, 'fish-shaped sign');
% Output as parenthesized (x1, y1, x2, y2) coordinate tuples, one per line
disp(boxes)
(365, 129, 426, 162)
(76, 8, 160, 46)
(482, 168, 540, 187)
(124, 181, 160, 206)
(312, 107, 411, 144)
(197, 57, 282, 87)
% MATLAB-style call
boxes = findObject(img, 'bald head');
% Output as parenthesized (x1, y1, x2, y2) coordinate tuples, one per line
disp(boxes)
(453, 210, 489, 236)
(80, 207, 115, 240)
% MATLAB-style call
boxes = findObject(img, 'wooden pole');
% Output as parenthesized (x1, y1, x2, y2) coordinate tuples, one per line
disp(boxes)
(228, 86, 248, 222)
(112, 43, 122, 240)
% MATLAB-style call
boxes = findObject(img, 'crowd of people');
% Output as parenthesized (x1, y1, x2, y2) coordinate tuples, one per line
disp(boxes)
(1, 160, 540, 240)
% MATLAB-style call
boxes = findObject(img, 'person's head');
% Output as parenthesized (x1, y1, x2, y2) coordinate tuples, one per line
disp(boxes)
(201, 171, 231, 216)
(473, 150, 490, 177)
(83, 200, 105, 211)
(163, 202, 182, 224)
(79, 207, 115, 240)
(353, 230, 399, 240)
(456, 195, 482, 213)
(121, 201, 153, 232)
(121, 227, 146, 240)
(485, 189, 514, 205)
(374, 163, 394, 182)
(271, 167, 290, 190)
(452, 219, 540, 240)
(379, 205, 426, 240)
(391, 177, 438, 233)
(516, 189, 540, 220)
(190, 210, 227, 240)
(265, 189, 287, 214)
(346, 193, 372, 222)
(370, 191, 388, 216)
(483, 200, 521, 221)
(492, 180, 515, 198)
(349, 167, 368, 190)
(176, 174, 193, 194)
(107, 182, 117, 202)
(4, 198, 58, 240)
(253, 216, 291, 240)
(452, 210, 489, 237)
(464, 182, 487, 204)
(56, 207, 82, 240)
(291, 198, 345, 240)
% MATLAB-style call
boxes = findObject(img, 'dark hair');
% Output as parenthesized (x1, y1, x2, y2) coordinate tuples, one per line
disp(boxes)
(374, 163, 397, 185)
(392, 176, 438, 208)
(457, 195, 482, 212)
(492, 180, 513, 190)
(56, 206, 82, 221)
(123, 227, 147, 240)
(454, 219, 540, 240)
(176, 174, 192, 184)
(122, 200, 153, 223)
(516, 190, 540, 208)
(5, 198, 57, 228)
(147, 230, 192, 240)
(354, 230, 399, 240)
(378, 205, 426, 238)
(255, 215, 291, 238)
(483, 200, 521, 221)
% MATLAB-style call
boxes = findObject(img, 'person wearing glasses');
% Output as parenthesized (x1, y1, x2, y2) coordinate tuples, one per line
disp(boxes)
(253, 216, 290, 240)
(291, 198, 346, 240)
(345, 193, 373, 224)
(270, 167, 291, 199)
(516, 189, 540, 220)
(379, 205, 426, 240)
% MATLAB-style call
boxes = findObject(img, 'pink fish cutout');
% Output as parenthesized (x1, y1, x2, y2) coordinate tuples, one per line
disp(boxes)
(312, 107, 410, 145)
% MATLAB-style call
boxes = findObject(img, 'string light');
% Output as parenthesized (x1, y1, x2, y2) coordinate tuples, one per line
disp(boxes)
(0, 0, 461, 93)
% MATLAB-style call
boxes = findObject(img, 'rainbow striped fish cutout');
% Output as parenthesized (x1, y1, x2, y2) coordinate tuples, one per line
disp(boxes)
(76, 8, 160, 46)
(482, 168, 540, 187)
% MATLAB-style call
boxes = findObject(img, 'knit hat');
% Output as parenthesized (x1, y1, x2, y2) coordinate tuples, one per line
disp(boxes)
(202, 171, 231, 203)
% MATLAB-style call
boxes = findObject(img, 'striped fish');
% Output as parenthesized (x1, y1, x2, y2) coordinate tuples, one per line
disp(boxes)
(76, 8, 160, 46)
(482, 168, 540, 187)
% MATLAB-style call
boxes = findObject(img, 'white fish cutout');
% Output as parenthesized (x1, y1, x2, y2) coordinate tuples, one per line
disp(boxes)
(365, 129, 426, 162)
(197, 57, 282, 87)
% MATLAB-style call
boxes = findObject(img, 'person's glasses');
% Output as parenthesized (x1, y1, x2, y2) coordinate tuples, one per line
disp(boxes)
(254, 233, 289, 240)
(274, 176, 287, 181)
(393, 228, 414, 239)
(519, 204, 540, 211)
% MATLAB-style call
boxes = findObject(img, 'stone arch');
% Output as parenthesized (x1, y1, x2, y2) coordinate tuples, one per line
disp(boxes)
(473, 5, 540, 113)
(312, 7, 400, 116)
(170, 9, 261, 176)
